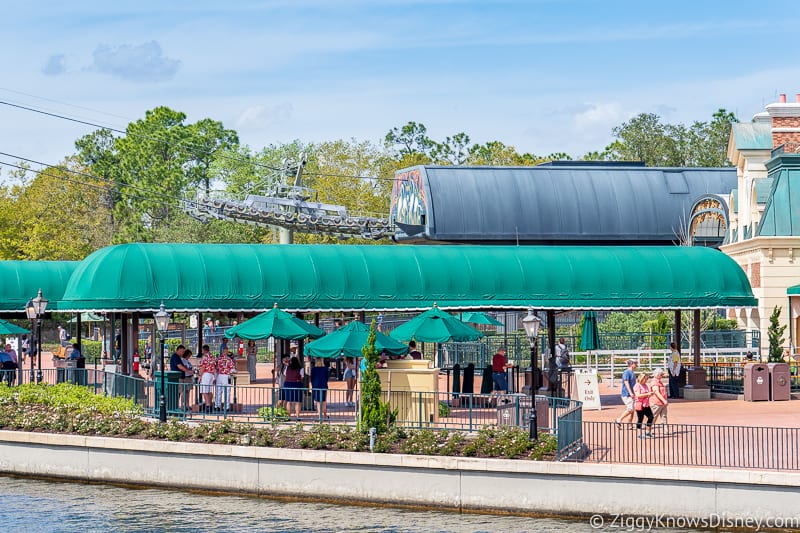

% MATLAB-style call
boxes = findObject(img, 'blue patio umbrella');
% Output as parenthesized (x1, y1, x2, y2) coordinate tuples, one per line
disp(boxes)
(579, 311, 601, 351)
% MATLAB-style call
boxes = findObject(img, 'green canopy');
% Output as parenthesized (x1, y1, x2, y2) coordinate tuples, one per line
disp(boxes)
(390, 306, 484, 343)
(789, 284, 800, 295)
(0, 260, 78, 312)
(58, 243, 756, 312)
(224, 305, 325, 341)
(579, 311, 601, 351)
(68, 312, 104, 323)
(461, 311, 504, 327)
(305, 321, 409, 358)
(0, 318, 29, 335)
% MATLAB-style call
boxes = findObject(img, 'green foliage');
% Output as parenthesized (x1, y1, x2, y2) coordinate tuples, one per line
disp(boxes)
(461, 426, 558, 460)
(768, 306, 788, 363)
(359, 320, 396, 434)
(0, 382, 141, 416)
(605, 109, 737, 167)
(258, 405, 289, 423)
(438, 401, 451, 418)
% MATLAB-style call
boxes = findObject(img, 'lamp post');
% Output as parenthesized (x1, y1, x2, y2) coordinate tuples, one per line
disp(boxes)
(25, 298, 36, 383)
(154, 302, 170, 423)
(522, 308, 541, 441)
(26, 289, 48, 383)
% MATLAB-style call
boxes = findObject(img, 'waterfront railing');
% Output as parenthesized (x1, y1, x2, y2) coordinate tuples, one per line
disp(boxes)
(564, 421, 800, 471)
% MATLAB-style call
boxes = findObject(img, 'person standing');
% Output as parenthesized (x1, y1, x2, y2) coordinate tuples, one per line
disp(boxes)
(215, 347, 236, 411)
(198, 345, 216, 412)
(633, 374, 654, 438)
(246, 340, 258, 382)
(343, 356, 357, 407)
(169, 344, 190, 408)
(179, 349, 194, 411)
(556, 338, 570, 368)
(58, 325, 68, 347)
(408, 340, 422, 360)
(310, 358, 330, 419)
(1, 344, 18, 386)
(491, 347, 512, 395)
(614, 359, 638, 428)
(667, 342, 682, 399)
(284, 356, 305, 421)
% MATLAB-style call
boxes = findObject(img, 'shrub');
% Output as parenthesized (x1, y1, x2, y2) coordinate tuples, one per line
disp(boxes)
(258, 406, 289, 423)
(438, 401, 451, 418)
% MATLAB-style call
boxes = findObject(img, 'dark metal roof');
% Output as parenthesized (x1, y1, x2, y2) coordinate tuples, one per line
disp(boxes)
(391, 165, 737, 244)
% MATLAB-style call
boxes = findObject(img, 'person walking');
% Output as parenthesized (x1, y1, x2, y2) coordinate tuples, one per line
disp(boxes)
(198, 345, 216, 412)
(215, 347, 236, 411)
(667, 342, 682, 399)
(650, 368, 669, 430)
(614, 359, 638, 429)
(491, 347, 512, 400)
(633, 374, 655, 438)
(310, 358, 330, 419)
(246, 340, 258, 382)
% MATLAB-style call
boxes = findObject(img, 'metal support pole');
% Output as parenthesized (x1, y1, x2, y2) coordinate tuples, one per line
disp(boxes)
(36, 318, 43, 383)
(159, 335, 167, 423)
(529, 342, 538, 441)
(29, 321, 36, 383)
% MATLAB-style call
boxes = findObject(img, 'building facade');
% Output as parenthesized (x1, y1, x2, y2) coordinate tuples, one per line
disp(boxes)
(721, 94, 800, 355)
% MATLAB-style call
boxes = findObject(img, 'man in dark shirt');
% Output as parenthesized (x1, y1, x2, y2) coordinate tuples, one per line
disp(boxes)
(408, 340, 422, 360)
(169, 345, 189, 375)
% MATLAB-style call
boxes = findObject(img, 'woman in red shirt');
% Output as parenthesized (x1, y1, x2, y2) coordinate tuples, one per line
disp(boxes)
(633, 373, 654, 438)
(283, 356, 305, 420)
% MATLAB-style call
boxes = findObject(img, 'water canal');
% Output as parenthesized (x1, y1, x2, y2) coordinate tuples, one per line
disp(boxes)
(0, 474, 646, 532)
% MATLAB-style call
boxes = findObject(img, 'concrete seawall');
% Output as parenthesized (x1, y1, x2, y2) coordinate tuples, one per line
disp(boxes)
(0, 430, 798, 519)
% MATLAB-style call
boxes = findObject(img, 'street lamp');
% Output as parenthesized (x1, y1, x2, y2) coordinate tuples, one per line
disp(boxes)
(26, 289, 48, 383)
(154, 302, 170, 423)
(25, 298, 36, 383)
(522, 308, 541, 441)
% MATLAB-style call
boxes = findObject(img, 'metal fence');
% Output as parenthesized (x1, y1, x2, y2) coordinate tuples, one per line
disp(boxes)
(568, 421, 800, 471)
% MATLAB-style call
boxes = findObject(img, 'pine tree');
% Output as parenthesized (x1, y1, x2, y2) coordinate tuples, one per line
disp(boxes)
(767, 306, 787, 363)
(359, 320, 394, 433)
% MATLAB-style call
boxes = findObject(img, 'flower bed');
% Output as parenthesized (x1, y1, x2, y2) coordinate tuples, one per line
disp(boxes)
(0, 383, 557, 460)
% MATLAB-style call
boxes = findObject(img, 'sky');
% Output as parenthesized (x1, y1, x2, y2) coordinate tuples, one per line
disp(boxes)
(2, 0, 800, 173)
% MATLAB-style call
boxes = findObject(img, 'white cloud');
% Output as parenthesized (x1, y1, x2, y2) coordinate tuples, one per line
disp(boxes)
(90, 41, 181, 82)
(42, 54, 66, 76)
(235, 103, 293, 129)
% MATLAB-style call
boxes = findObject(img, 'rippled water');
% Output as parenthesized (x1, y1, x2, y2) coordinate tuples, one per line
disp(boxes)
(0, 475, 597, 532)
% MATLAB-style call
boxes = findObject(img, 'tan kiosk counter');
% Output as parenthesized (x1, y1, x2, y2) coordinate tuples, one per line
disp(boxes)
(377, 360, 439, 427)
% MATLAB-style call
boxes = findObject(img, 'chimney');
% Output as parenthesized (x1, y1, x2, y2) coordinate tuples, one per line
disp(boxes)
(765, 92, 800, 150)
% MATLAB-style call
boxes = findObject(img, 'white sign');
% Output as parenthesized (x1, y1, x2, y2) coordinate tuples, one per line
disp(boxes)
(189, 314, 198, 329)
(573, 369, 602, 410)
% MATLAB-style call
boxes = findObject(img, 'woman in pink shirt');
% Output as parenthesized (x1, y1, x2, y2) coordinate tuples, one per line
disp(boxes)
(649, 368, 669, 429)
(633, 373, 654, 438)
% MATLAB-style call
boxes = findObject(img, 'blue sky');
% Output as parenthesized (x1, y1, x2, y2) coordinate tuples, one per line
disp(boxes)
(2, 0, 800, 170)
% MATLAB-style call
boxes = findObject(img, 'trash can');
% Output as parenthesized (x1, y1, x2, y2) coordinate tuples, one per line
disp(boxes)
(767, 363, 791, 401)
(496, 394, 550, 430)
(153, 371, 183, 413)
(743, 363, 769, 401)
(56, 360, 78, 384)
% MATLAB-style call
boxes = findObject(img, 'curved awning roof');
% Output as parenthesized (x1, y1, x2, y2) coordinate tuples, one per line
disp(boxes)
(0, 261, 79, 313)
(789, 284, 800, 295)
(58, 243, 756, 312)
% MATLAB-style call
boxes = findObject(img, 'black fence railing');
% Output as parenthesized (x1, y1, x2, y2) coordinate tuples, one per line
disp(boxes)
(565, 421, 800, 471)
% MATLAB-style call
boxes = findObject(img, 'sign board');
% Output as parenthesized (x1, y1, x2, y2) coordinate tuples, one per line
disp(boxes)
(573, 369, 602, 410)
(189, 314, 198, 329)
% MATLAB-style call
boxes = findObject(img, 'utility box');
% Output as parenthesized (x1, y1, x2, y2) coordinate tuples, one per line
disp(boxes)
(767, 363, 791, 401)
(743, 363, 769, 401)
